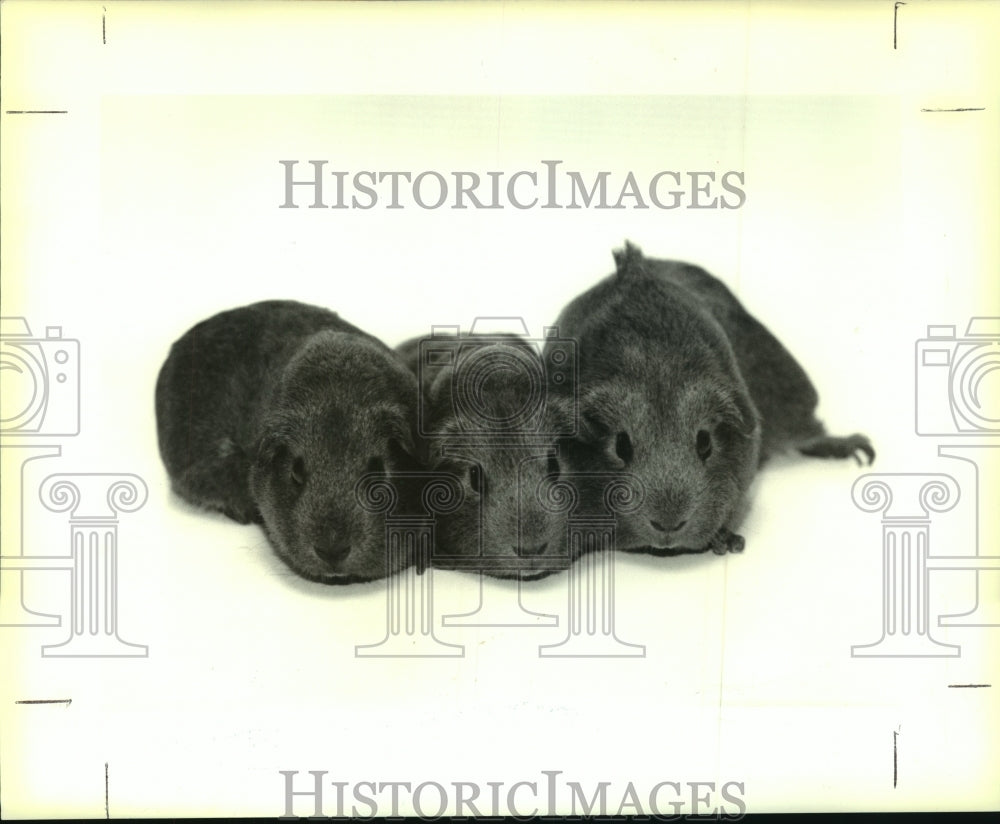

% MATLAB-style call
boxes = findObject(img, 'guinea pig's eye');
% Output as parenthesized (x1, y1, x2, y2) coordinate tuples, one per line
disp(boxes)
(366, 456, 386, 475)
(615, 431, 633, 464)
(546, 455, 560, 478)
(290, 455, 307, 487)
(696, 429, 713, 461)
(467, 464, 484, 496)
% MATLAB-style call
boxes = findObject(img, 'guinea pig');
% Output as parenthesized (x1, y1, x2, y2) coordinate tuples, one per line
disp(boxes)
(545, 241, 874, 557)
(155, 300, 424, 583)
(395, 332, 575, 580)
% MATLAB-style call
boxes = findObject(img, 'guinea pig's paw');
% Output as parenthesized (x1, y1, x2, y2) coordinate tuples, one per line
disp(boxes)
(798, 433, 875, 466)
(709, 527, 745, 555)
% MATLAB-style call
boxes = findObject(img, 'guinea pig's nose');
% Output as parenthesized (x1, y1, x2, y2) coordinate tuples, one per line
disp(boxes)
(514, 542, 549, 557)
(315, 534, 351, 565)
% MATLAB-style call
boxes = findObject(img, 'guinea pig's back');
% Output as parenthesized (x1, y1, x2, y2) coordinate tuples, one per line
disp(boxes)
(641, 257, 824, 458)
(550, 255, 737, 388)
(155, 300, 371, 480)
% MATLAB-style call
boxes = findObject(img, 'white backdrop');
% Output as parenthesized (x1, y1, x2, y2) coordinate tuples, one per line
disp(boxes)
(2, 1, 998, 817)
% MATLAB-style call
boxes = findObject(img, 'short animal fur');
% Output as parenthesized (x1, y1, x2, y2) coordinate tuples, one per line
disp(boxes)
(156, 300, 423, 583)
(545, 242, 874, 556)
(396, 332, 574, 579)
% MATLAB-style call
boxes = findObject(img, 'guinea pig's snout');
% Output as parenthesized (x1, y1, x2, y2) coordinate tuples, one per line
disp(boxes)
(314, 528, 352, 566)
(514, 542, 549, 558)
(648, 518, 689, 548)
(650, 518, 687, 534)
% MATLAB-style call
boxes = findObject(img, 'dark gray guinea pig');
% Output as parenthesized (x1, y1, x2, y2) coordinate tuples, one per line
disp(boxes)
(395, 331, 574, 580)
(545, 241, 874, 556)
(155, 300, 424, 583)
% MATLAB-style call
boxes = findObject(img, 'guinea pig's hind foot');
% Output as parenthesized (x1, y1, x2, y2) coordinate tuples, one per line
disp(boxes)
(709, 527, 745, 556)
(797, 433, 875, 466)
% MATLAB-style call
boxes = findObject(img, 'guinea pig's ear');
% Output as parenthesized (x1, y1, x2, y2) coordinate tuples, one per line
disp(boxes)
(574, 386, 628, 469)
(575, 385, 616, 441)
(543, 394, 577, 439)
(254, 428, 287, 467)
(717, 388, 761, 439)
(387, 435, 425, 473)
(421, 366, 454, 429)
(373, 403, 425, 471)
